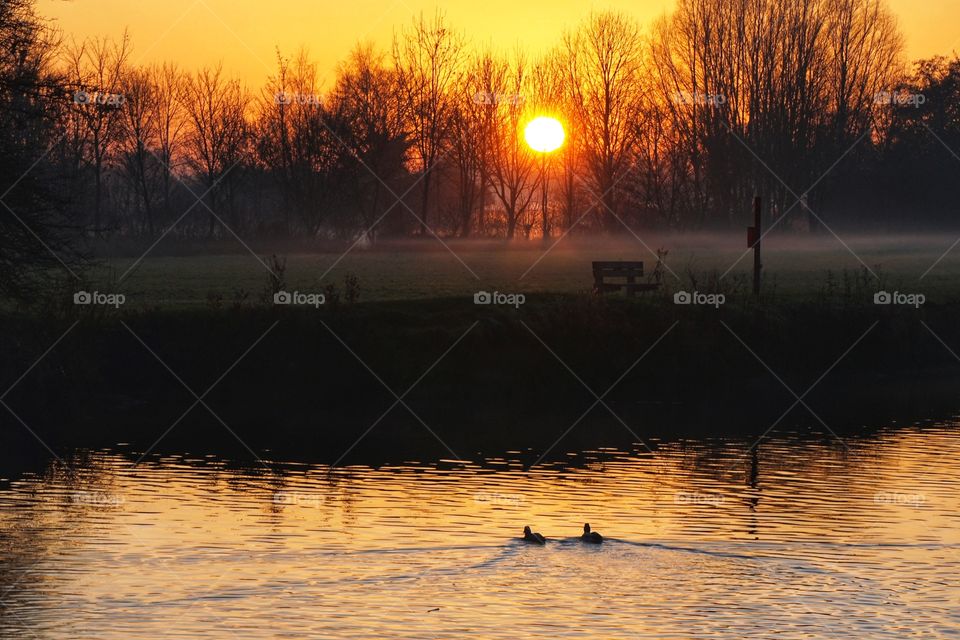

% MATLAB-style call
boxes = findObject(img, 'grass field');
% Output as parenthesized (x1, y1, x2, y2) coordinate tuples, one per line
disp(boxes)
(82, 232, 960, 308)
(7, 232, 960, 454)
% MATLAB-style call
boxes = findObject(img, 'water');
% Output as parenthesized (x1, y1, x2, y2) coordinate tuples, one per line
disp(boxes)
(1, 423, 959, 638)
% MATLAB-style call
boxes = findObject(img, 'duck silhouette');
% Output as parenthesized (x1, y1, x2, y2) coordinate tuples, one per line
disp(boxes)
(522, 525, 546, 544)
(580, 523, 603, 544)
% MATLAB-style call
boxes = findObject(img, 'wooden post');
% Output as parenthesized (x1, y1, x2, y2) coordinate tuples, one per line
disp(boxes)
(540, 153, 549, 241)
(752, 195, 762, 297)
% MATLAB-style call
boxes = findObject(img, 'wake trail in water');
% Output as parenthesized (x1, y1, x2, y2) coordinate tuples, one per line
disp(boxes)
(609, 539, 756, 560)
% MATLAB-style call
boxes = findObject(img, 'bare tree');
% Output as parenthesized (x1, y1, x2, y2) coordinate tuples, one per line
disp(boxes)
(1, 0, 915, 253)
(534, 49, 585, 235)
(331, 43, 410, 241)
(650, 0, 903, 230)
(259, 48, 310, 235)
(393, 11, 465, 235)
(258, 49, 352, 236)
(0, 0, 85, 299)
(487, 51, 538, 239)
(562, 11, 645, 232)
(118, 67, 159, 235)
(151, 63, 186, 230)
(63, 32, 131, 235)
(181, 65, 249, 237)
(447, 51, 500, 237)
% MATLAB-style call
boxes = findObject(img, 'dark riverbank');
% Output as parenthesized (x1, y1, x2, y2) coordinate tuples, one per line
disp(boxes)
(3, 294, 959, 463)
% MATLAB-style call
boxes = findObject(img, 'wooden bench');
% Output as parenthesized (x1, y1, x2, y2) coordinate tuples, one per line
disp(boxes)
(592, 261, 660, 297)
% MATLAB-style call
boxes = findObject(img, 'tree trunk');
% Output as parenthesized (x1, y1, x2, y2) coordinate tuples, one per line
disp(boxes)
(419, 169, 431, 235)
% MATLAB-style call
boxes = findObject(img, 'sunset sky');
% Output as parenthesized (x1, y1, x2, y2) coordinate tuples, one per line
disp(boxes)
(37, 0, 960, 88)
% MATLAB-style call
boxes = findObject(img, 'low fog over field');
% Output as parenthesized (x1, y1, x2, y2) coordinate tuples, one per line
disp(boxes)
(87, 232, 960, 307)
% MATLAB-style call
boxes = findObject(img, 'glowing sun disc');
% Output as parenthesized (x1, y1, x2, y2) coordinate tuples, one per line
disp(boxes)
(524, 116, 565, 153)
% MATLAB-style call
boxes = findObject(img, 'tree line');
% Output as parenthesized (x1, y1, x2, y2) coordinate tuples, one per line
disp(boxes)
(2, 0, 959, 296)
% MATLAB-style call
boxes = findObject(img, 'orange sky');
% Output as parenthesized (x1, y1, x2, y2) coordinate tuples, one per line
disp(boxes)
(37, 0, 960, 88)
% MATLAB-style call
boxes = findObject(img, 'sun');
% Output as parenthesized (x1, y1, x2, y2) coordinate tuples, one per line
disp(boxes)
(524, 116, 565, 153)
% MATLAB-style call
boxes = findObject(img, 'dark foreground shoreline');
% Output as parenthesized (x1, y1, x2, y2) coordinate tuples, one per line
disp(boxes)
(3, 294, 959, 464)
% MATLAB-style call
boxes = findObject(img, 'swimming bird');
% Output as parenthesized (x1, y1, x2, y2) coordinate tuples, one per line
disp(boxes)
(580, 523, 603, 544)
(522, 525, 546, 544)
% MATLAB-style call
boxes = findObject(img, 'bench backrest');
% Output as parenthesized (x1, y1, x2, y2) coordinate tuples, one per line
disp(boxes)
(592, 261, 644, 279)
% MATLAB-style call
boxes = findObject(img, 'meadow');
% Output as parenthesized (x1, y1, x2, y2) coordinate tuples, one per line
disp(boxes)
(83, 232, 960, 308)
(1, 230, 953, 460)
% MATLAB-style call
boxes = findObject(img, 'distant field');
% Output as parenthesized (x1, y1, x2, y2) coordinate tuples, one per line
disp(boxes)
(87, 233, 960, 307)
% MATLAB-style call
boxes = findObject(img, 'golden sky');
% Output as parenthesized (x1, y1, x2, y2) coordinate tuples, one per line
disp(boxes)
(38, 0, 960, 88)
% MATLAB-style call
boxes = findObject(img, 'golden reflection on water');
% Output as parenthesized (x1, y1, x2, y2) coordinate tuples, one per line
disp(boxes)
(1, 424, 959, 638)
